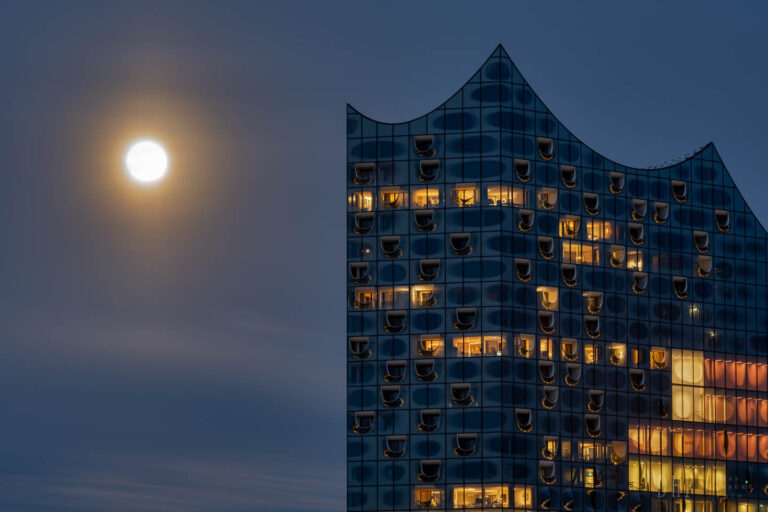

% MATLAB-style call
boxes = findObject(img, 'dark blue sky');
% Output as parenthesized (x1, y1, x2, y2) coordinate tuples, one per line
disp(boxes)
(1, 1, 768, 511)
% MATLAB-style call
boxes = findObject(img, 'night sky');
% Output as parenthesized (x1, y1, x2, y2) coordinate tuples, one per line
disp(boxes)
(2, 1, 768, 511)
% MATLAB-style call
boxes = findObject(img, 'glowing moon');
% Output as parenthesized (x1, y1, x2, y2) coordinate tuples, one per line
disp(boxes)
(124, 140, 168, 184)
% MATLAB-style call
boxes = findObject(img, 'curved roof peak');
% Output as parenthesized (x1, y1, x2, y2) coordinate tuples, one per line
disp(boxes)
(348, 44, 716, 173)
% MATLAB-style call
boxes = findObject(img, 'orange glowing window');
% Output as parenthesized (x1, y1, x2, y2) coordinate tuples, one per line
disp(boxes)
(453, 335, 505, 357)
(585, 220, 613, 241)
(562, 242, 599, 265)
(418, 336, 443, 356)
(353, 288, 375, 309)
(452, 183, 478, 207)
(559, 216, 580, 238)
(584, 344, 600, 364)
(348, 190, 373, 211)
(381, 187, 404, 208)
(452, 485, 509, 509)
(411, 188, 440, 208)
(539, 338, 554, 360)
(515, 334, 535, 358)
(627, 250, 643, 270)
(536, 286, 559, 310)
(414, 487, 442, 509)
(486, 185, 523, 206)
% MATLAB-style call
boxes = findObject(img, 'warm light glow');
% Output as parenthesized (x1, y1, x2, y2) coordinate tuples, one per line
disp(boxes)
(452, 184, 478, 206)
(412, 188, 440, 208)
(453, 335, 505, 357)
(124, 140, 168, 184)
(452, 485, 509, 509)
(585, 220, 613, 241)
(562, 242, 599, 265)
(348, 191, 373, 211)
(486, 185, 523, 206)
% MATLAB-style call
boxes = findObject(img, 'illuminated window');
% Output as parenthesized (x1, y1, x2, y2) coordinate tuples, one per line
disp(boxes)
(651, 348, 668, 369)
(418, 336, 443, 356)
(537, 188, 557, 209)
(585, 220, 613, 241)
(414, 487, 443, 509)
(559, 216, 580, 238)
(539, 338, 555, 359)
(515, 334, 535, 358)
(486, 184, 523, 206)
(452, 183, 478, 207)
(411, 188, 440, 208)
(537, 286, 559, 310)
(627, 250, 643, 270)
(381, 187, 404, 208)
(513, 486, 533, 509)
(452, 485, 509, 509)
(348, 190, 373, 211)
(353, 288, 375, 309)
(609, 245, 625, 267)
(412, 285, 438, 308)
(628, 457, 725, 496)
(609, 343, 627, 366)
(561, 339, 578, 361)
(563, 242, 599, 265)
(453, 335, 505, 357)
(580, 442, 603, 461)
(584, 344, 600, 364)
(672, 349, 705, 386)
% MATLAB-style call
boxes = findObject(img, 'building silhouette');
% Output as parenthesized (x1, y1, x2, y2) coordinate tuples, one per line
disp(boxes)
(347, 45, 767, 512)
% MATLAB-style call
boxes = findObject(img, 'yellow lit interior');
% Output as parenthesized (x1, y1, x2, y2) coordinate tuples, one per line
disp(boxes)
(539, 338, 554, 359)
(580, 441, 603, 461)
(651, 348, 668, 369)
(515, 334, 535, 358)
(486, 185, 523, 206)
(414, 487, 442, 508)
(452, 485, 509, 509)
(559, 216, 580, 238)
(536, 286, 559, 310)
(585, 220, 613, 241)
(381, 188, 403, 208)
(627, 249, 643, 270)
(512, 486, 533, 509)
(453, 335, 505, 357)
(562, 242, 599, 265)
(610, 245, 625, 267)
(419, 336, 443, 355)
(628, 456, 726, 496)
(672, 349, 705, 386)
(561, 340, 577, 360)
(412, 188, 440, 208)
(561, 440, 572, 458)
(348, 191, 373, 211)
(584, 344, 600, 364)
(354, 288, 375, 308)
(452, 184, 478, 206)
(411, 285, 436, 307)
(609, 343, 627, 366)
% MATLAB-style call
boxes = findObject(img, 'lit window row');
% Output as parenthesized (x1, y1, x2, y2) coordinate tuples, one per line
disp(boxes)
(671, 349, 768, 391)
(348, 184, 528, 211)
(628, 456, 726, 496)
(413, 484, 533, 510)
(629, 424, 768, 462)
(672, 384, 768, 426)
(350, 285, 441, 310)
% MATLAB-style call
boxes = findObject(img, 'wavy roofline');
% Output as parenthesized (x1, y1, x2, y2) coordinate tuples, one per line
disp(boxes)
(347, 44, 717, 173)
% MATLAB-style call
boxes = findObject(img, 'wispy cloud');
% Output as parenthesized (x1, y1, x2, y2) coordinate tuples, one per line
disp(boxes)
(0, 454, 344, 512)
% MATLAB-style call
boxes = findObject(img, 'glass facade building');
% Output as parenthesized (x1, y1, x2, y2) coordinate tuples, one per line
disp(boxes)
(347, 45, 768, 512)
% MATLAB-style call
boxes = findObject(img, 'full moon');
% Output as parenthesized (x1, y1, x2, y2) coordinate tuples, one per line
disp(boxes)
(124, 140, 168, 184)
